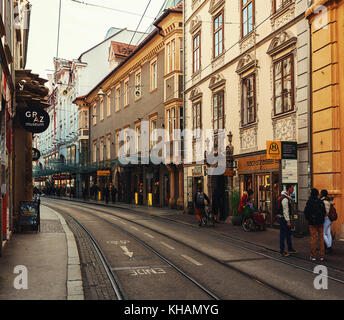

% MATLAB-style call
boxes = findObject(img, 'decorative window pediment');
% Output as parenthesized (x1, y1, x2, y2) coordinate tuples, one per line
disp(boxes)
(236, 54, 258, 74)
(189, 87, 202, 101)
(189, 15, 202, 34)
(209, 0, 225, 14)
(267, 31, 297, 56)
(209, 73, 226, 90)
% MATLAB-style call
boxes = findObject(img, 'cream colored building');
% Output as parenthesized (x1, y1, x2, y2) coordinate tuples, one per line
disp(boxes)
(184, 0, 311, 229)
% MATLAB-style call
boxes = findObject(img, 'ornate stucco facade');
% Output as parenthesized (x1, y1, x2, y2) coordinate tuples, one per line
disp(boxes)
(184, 0, 311, 229)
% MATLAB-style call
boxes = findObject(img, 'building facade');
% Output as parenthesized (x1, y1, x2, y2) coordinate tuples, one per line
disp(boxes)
(184, 0, 311, 228)
(34, 28, 147, 198)
(306, 0, 344, 239)
(74, 4, 184, 208)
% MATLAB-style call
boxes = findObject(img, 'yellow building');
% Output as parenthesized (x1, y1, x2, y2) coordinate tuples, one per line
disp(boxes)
(306, 0, 344, 239)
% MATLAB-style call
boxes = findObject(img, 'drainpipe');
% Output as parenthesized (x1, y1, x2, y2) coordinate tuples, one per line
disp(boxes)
(308, 20, 313, 190)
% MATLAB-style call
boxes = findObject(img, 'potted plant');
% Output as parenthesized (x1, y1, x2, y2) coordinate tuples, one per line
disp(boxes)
(230, 189, 242, 226)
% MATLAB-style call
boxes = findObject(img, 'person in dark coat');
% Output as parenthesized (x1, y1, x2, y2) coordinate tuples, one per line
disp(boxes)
(304, 188, 326, 261)
(111, 183, 117, 203)
(104, 183, 110, 204)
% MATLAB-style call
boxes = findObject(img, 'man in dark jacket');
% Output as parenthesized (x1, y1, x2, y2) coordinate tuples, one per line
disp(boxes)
(304, 188, 326, 261)
(194, 186, 210, 227)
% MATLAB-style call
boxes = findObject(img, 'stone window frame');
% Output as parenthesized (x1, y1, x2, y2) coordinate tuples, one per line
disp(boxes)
(92, 103, 97, 126)
(123, 78, 129, 107)
(106, 133, 111, 160)
(92, 140, 97, 163)
(150, 58, 158, 92)
(99, 136, 104, 162)
(149, 113, 158, 150)
(115, 84, 121, 111)
(106, 92, 111, 118)
(99, 98, 104, 121)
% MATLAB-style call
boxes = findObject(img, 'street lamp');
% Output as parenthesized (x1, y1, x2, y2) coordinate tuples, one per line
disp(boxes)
(97, 87, 105, 97)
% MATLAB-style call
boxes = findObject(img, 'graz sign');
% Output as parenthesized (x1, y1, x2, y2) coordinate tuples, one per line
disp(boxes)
(19, 106, 50, 133)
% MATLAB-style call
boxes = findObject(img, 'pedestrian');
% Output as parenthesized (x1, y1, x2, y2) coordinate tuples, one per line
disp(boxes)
(104, 183, 110, 204)
(111, 184, 117, 203)
(194, 186, 210, 227)
(277, 184, 297, 257)
(320, 190, 333, 254)
(304, 188, 326, 261)
(212, 189, 220, 223)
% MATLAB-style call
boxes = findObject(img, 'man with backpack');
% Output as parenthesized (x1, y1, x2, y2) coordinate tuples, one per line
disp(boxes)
(320, 189, 336, 254)
(304, 188, 326, 261)
(194, 186, 210, 227)
(277, 184, 297, 257)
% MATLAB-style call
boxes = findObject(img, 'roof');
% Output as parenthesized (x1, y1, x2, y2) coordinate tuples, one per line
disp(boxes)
(77, 3, 183, 104)
(109, 41, 137, 59)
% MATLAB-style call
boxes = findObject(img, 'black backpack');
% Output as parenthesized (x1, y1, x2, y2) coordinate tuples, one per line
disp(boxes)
(307, 199, 325, 225)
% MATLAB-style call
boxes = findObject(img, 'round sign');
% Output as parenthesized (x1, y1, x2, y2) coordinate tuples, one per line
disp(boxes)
(32, 148, 41, 161)
(19, 106, 50, 133)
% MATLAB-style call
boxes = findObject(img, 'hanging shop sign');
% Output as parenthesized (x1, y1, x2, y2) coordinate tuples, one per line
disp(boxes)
(19, 106, 50, 133)
(281, 141, 297, 160)
(238, 154, 280, 172)
(266, 141, 282, 160)
(97, 170, 111, 177)
(32, 148, 41, 161)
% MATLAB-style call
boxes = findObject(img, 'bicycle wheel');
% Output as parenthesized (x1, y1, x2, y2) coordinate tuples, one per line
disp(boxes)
(242, 218, 253, 232)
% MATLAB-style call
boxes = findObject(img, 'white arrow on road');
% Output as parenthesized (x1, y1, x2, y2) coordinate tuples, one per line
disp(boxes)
(120, 246, 133, 258)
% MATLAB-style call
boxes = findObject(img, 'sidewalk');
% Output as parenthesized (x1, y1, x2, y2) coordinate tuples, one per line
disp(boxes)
(47, 195, 344, 271)
(0, 205, 83, 300)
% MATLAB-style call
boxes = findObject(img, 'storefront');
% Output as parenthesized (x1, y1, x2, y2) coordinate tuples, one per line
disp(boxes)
(237, 153, 281, 227)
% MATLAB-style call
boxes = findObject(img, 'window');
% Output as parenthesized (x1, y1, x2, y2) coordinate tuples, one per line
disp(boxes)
(100, 137, 104, 161)
(135, 123, 141, 153)
(106, 134, 111, 160)
(124, 80, 129, 106)
(193, 33, 200, 73)
(135, 71, 141, 99)
(100, 99, 104, 121)
(179, 38, 183, 71)
(172, 39, 176, 71)
(241, 74, 256, 125)
(213, 90, 224, 130)
(167, 43, 171, 73)
(193, 102, 201, 138)
(213, 10, 224, 58)
(274, 55, 294, 115)
(115, 130, 120, 158)
(92, 140, 97, 163)
(115, 85, 121, 111)
(151, 60, 157, 91)
(92, 104, 96, 125)
(273, 0, 292, 12)
(179, 107, 184, 131)
(124, 127, 130, 156)
(150, 116, 158, 149)
(242, 0, 254, 38)
(106, 93, 111, 117)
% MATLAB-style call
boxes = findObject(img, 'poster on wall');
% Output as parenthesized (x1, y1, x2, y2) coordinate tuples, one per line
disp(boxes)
(282, 159, 298, 184)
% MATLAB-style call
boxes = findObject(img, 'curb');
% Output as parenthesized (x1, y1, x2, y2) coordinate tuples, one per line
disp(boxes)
(41, 205, 84, 300)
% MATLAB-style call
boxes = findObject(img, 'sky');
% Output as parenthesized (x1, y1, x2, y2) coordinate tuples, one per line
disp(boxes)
(26, 0, 171, 80)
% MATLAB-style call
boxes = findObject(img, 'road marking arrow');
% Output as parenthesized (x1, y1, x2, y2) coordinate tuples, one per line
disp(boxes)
(120, 246, 133, 258)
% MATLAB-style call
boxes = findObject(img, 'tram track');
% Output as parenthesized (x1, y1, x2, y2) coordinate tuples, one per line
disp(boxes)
(50, 197, 344, 277)
(45, 199, 300, 300)
(44, 202, 222, 300)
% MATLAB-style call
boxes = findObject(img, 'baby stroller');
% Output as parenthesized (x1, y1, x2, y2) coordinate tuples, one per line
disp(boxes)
(201, 205, 215, 227)
(242, 212, 267, 232)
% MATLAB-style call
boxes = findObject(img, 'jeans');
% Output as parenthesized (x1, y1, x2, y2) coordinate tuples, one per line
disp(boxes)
(278, 217, 293, 253)
(323, 217, 332, 248)
(309, 225, 325, 258)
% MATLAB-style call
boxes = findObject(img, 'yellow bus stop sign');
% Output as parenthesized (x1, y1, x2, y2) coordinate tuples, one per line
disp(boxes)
(266, 141, 281, 160)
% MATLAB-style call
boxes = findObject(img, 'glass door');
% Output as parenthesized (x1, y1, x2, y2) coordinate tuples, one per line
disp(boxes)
(255, 174, 272, 220)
